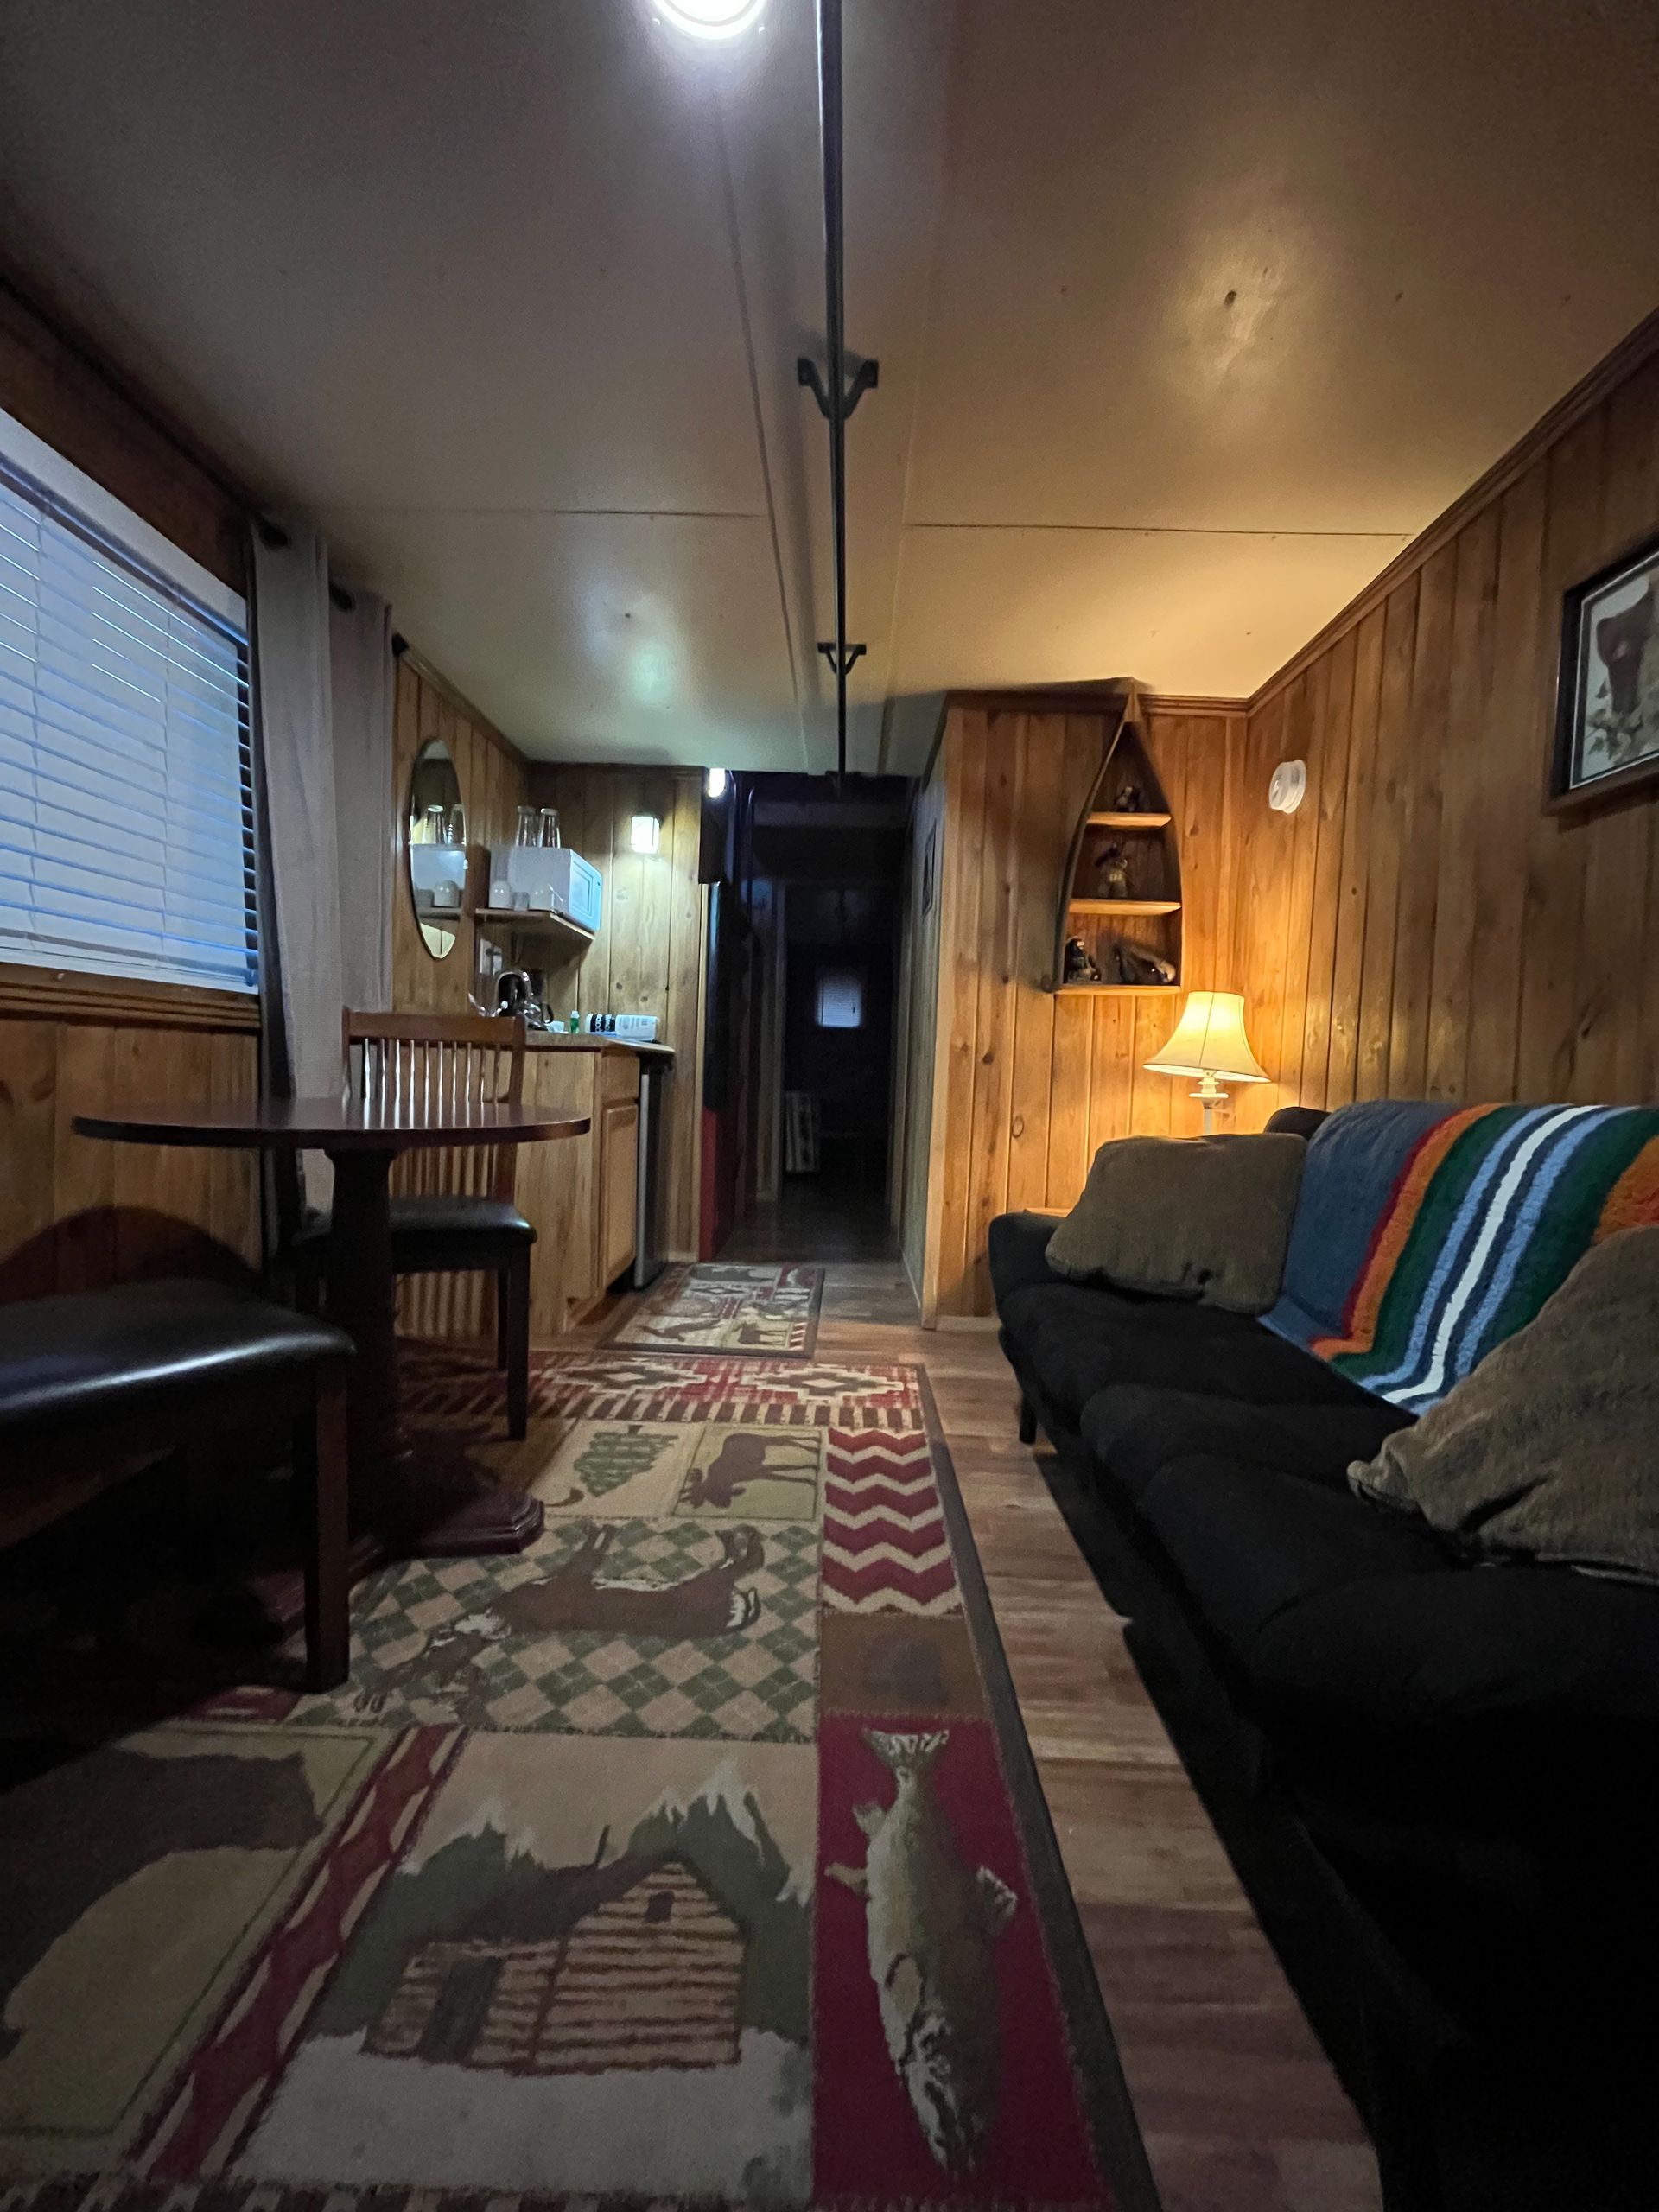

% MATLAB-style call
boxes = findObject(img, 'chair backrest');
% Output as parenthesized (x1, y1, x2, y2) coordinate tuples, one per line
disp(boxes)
(343, 1009, 527, 1204)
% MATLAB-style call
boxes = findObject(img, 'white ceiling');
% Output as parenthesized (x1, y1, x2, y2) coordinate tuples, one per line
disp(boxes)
(3, 0, 1657, 772)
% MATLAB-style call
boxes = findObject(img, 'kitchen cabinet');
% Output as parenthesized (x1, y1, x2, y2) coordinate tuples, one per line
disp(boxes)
(512, 1041, 645, 1334)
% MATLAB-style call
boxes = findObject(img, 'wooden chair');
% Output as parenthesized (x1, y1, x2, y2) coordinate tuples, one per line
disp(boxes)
(293, 1011, 535, 1436)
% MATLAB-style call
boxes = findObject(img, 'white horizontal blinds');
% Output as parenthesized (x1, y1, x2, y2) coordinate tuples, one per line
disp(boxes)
(0, 455, 257, 994)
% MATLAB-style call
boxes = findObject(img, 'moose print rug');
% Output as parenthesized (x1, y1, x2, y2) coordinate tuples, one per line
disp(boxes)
(0, 1349, 1154, 2212)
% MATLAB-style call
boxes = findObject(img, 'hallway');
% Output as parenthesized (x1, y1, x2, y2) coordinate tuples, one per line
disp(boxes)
(718, 1178, 900, 1268)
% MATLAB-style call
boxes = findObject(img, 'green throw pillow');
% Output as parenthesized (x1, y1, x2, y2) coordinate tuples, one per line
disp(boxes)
(1350, 1226, 1659, 1585)
(1045, 1132, 1306, 1315)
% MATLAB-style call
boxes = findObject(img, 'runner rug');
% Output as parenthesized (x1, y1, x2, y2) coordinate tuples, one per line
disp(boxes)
(601, 1262, 824, 1355)
(0, 1348, 1154, 2212)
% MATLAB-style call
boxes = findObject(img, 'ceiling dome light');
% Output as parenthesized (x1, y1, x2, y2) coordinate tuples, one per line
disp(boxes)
(656, 0, 766, 40)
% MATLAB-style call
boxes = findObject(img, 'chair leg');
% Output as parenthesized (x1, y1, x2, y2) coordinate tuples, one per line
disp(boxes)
(496, 1269, 510, 1370)
(505, 1249, 531, 1441)
(295, 1365, 351, 1692)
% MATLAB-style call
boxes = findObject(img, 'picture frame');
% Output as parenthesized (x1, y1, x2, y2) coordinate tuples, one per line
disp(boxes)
(1548, 526, 1659, 813)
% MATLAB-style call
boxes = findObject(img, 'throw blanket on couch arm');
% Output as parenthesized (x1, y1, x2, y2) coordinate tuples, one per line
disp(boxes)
(1262, 1100, 1659, 1410)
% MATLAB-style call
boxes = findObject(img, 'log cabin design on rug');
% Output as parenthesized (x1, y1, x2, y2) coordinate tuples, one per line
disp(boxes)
(0, 1351, 1148, 2212)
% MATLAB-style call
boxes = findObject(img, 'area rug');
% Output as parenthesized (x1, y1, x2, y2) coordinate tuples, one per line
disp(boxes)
(0, 1347, 1155, 2212)
(601, 1262, 824, 1355)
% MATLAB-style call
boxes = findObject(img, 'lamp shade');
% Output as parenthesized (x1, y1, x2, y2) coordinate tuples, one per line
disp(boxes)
(1145, 991, 1268, 1084)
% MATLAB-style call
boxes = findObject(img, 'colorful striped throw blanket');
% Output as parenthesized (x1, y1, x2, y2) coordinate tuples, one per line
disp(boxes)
(1263, 1100, 1659, 1410)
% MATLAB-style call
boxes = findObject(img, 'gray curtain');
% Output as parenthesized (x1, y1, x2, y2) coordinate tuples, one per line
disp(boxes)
(251, 520, 343, 1209)
(329, 585, 394, 1011)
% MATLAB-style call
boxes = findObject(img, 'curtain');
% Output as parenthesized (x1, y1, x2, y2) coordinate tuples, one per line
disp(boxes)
(329, 585, 394, 1011)
(251, 520, 342, 1211)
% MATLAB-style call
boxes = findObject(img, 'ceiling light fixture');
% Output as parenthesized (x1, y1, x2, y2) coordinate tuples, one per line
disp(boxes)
(654, 0, 766, 41)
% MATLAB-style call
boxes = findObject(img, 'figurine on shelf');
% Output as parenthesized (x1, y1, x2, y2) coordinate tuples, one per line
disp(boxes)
(1063, 934, 1102, 985)
(1094, 839, 1132, 899)
(1113, 942, 1177, 986)
(1112, 777, 1144, 813)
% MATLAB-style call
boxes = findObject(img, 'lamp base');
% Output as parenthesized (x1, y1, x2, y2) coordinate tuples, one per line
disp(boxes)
(1191, 1073, 1227, 1135)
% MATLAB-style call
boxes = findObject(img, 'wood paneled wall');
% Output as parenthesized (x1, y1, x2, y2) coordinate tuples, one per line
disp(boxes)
(923, 697, 1244, 1319)
(526, 764, 707, 1262)
(0, 273, 244, 592)
(893, 743, 946, 1300)
(0, 974, 261, 1300)
(391, 654, 531, 1017)
(1231, 331, 1659, 1128)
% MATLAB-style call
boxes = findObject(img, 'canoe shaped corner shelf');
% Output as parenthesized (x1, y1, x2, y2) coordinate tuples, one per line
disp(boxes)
(1050, 687, 1184, 995)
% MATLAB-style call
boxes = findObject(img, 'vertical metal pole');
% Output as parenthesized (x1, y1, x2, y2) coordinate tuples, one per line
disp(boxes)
(817, 0, 849, 785)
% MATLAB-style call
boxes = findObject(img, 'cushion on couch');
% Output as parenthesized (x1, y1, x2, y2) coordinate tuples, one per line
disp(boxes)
(1045, 1131, 1306, 1313)
(1133, 1452, 1659, 1744)
(998, 1279, 1382, 1425)
(1350, 1225, 1659, 1585)
(1135, 1454, 1454, 1656)
(1080, 1384, 1414, 1503)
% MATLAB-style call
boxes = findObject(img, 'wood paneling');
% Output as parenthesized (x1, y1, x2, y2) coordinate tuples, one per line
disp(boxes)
(1233, 336, 1659, 1130)
(924, 697, 1245, 1319)
(893, 739, 945, 1302)
(526, 764, 706, 1263)
(0, 1010, 260, 1301)
(0, 270, 245, 590)
(391, 656, 531, 1019)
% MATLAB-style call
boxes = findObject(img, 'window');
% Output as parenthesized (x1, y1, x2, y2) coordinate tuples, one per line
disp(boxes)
(816, 968, 864, 1029)
(0, 406, 257, 996)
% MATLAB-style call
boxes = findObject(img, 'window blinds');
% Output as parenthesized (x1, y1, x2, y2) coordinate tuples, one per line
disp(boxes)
(0, 445, 257, 996)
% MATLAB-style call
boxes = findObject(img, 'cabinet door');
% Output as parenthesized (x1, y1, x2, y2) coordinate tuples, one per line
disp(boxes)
(598, 1098, 639, 1288)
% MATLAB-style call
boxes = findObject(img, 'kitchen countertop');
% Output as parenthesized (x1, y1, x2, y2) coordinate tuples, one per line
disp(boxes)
(524, 1033, 674, 1061)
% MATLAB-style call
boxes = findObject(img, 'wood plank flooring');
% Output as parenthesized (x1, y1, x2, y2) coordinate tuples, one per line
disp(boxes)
(804, 1254, 1381, 2212)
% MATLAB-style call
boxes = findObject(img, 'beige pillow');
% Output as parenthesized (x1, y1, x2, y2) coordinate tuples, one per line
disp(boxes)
(1045, 1132, 1306, 1314)
(1349, 1226, 1659, 1584)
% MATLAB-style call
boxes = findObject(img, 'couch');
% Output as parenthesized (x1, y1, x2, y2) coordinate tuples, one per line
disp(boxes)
(991, 1100, 1659, 2212)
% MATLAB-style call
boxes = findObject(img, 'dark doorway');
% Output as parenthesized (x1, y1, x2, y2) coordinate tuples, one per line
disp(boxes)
(709, 774, 908, 1264)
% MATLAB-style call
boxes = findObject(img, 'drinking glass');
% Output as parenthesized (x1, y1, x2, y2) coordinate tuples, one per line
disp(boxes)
(539, 807, 561, 849)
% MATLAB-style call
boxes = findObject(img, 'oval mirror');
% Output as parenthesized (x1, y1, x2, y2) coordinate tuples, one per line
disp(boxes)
(406, 738, 466, 959)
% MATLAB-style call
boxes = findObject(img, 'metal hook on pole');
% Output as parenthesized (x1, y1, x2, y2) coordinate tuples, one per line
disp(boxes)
(798, 0, 877, 787)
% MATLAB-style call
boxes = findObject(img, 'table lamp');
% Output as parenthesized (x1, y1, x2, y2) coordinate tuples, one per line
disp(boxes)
(1145, 990, 1268, 1133)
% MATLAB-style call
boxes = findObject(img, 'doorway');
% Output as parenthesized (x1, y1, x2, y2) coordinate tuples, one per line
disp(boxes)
(712, 774, 908, 1265)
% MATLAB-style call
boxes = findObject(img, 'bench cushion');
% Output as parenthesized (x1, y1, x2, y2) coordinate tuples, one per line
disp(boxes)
(0, 1280, 351, 1433)
(999, 1278, 1376, 1426)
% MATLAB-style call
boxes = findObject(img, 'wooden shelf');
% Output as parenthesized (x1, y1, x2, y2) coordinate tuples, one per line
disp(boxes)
(1054, 982, 1180, 997)
(1086, 810, 1171, 830)
(470, 908, 596, 953)
(1067, 898, 1181, 917)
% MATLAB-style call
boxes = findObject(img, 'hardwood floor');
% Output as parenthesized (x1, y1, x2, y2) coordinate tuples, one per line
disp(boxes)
(809, 1258, 1382, 2212)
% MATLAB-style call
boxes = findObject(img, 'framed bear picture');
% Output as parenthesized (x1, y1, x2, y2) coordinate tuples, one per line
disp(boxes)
(1549, 528, 1659, 812)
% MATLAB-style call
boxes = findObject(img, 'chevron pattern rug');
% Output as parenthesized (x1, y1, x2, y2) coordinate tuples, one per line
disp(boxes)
(0, 1348, 1153, 2212)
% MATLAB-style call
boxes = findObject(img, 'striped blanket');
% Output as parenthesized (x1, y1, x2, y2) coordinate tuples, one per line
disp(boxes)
(1263, 1100, 1659, 1410)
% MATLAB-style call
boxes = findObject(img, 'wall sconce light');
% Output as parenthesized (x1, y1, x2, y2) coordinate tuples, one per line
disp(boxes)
(706, 766, 728, 798)
(630, 814, 662, 855)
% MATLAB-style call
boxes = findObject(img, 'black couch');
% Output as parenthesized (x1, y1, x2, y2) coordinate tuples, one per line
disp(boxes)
(991, 1108, 1659, 2212)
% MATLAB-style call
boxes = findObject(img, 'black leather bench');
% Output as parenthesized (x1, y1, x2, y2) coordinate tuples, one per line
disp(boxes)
(0, 1279, 354, 1690)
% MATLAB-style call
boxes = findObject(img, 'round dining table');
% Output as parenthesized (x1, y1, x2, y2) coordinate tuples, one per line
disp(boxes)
(73, 1095, 588, 1560)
